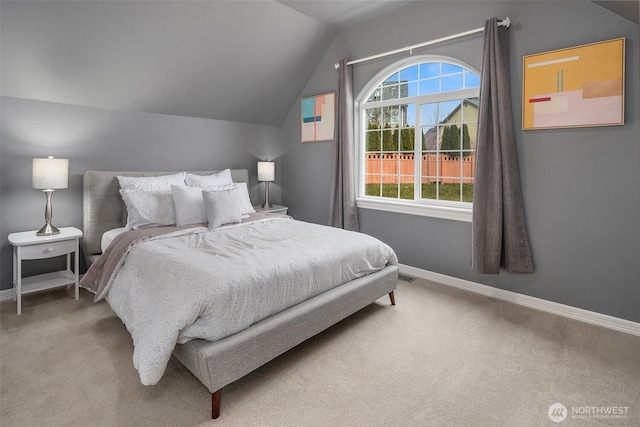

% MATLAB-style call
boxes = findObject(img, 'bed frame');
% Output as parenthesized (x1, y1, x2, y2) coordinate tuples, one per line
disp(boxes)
(83, 169, 398, 419)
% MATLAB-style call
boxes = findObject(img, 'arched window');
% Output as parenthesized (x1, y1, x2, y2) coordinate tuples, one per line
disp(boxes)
(358, 56, 480, 221)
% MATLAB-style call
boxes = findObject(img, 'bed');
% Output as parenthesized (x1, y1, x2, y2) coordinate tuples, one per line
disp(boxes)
(81, 169, 399, 419)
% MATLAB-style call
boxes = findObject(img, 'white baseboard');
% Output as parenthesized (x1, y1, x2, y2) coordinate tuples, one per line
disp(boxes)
(398, 264, 640, 337)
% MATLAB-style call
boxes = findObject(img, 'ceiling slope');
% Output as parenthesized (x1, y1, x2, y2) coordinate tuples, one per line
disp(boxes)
(0, 1, 338, 126)
(277, 0, 416, 28)
(593, 0, 639, 24)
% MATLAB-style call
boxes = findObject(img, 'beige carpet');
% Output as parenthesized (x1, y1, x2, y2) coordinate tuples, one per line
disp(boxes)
(1, 278, 639, 427)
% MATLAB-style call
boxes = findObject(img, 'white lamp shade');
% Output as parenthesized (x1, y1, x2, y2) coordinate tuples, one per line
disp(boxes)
(257, 161, 275, 182)
(32, 157, 69, 190)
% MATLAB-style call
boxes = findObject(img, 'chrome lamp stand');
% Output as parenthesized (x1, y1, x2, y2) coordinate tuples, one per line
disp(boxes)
(262, 181, 272, 209)
(37, 189, 60, 236)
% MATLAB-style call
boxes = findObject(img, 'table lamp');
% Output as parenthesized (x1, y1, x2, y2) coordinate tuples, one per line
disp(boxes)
(257, 161, 275, 209)
(32, 156, 69, 236)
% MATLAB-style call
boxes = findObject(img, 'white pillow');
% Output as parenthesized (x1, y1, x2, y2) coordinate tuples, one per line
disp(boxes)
(202, 187, 242, 230)
(185, 169, 233, 187)
(201, 182, 255, 215)
(171, 185, 207, 226)
(120, 190, 176, 229)
(231, 182, 255, 215)
(117, 172, 186, 191)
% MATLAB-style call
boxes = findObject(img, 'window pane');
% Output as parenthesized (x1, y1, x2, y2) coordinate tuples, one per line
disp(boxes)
(382, 126, 398, 151)
(441, 74, 464, 92)
(421, 151, 438, 182)
(365, 181, 381, 197)
(462, 179, 474, 202)
(383, 105, 400, 125)
(421, 125, 437, 150)
(399, 182, 414, 200)
(382, 85, 399, 100)
(461, 100, 478, 154)
(460, 123, 474, 154)
(383, 73, 399, 85)
(419, 79, 439, 95)
(406, 81, 419, 97)
(420, 63, 439, 79)
(398, 81, 411, 98)
(399, 128, 415, 151)
(441, 63, 463, 75)
(421, 182, 437, 200)
(366, 107, 382, 126)
(382, 185, 399, 199)
(441, 156, 462, 179)
(399, 153, 414, 173)
(438, 100, 462, 123)
(381, 175, 399, 199)
(461, 151, 475, 181)
(439, 181, 463, 201)
(403, 104, 416, 127)
(465, 72, 480, 88)
(399, 65, 418, 82)
(440, 124, 461, 154)
(365, 153, 382, 174)
(366, 130, 381, 151)
(421, 103, 438, 125)
(367, 88, 382, 102)
(462, 98, 479, 123)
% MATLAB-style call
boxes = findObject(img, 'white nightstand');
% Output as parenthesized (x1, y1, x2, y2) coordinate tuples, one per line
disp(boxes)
(253, 205, 288, 215)
(8, 227, 83, 315)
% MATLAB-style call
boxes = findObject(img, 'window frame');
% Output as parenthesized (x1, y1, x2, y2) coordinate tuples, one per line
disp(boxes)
(355, 55, 480, 222)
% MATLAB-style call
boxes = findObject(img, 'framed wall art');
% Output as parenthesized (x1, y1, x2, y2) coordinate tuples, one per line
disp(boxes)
(301, 92, 335, 142)
(522, 37, 625, 130)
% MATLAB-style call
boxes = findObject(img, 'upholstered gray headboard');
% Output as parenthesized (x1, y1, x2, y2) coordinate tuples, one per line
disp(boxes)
(82, 169, 249, 265)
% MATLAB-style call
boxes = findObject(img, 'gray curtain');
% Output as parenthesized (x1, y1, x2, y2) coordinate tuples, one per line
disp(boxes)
(471, 18, 534, 274)
(329, 59, 359, 231)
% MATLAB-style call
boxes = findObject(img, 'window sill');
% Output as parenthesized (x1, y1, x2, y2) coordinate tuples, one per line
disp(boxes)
(356, 198, 472, 222)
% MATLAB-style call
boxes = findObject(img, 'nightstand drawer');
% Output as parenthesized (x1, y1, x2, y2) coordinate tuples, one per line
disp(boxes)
(21, 240, 75, 260)
(253, 204, 288, 215)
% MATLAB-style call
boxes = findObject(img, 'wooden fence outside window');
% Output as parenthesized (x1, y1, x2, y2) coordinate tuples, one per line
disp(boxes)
(365, 153, 475, 184)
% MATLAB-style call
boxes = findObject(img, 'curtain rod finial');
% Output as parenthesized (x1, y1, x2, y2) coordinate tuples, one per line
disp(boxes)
(500, 17, 511, 28)
(334, 63, 340, 70)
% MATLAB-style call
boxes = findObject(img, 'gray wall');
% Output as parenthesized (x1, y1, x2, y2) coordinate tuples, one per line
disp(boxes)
(281, 1, 640, 322)
(0, 97, 282, 289)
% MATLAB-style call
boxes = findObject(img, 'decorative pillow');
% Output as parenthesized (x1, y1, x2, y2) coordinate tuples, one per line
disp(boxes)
(185, 169, 233, 187)
(171, 185, 207, 226)
(120, 190, 176, 229)
(199, 182, 255, 215)
(230, 182, 255, 215)
(202, 187, 242, 230)
(117, 172, 186, 192)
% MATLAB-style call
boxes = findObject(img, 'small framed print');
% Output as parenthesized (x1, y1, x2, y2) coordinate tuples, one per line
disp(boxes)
(301, 92, 335, 142)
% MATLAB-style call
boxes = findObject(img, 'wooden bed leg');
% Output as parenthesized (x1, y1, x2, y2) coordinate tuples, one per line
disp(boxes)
(389, 291, 396, 305)
(212, 389, 222, 419)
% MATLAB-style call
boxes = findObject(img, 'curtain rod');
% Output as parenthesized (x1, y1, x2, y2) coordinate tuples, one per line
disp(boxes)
(335, 17, 510, 70)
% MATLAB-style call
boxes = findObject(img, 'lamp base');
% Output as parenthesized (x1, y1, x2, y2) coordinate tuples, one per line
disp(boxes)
(261, 181, 272, 209)
(37, 222, 60, 236)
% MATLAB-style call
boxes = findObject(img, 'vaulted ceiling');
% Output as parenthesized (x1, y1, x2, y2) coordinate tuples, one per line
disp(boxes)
(0, 1, 324, 126)
(1, 1, 636, 127)
(0, 0, 416, 126)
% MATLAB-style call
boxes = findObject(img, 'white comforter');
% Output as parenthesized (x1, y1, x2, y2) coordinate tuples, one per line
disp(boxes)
(99, 216, 397, 385)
